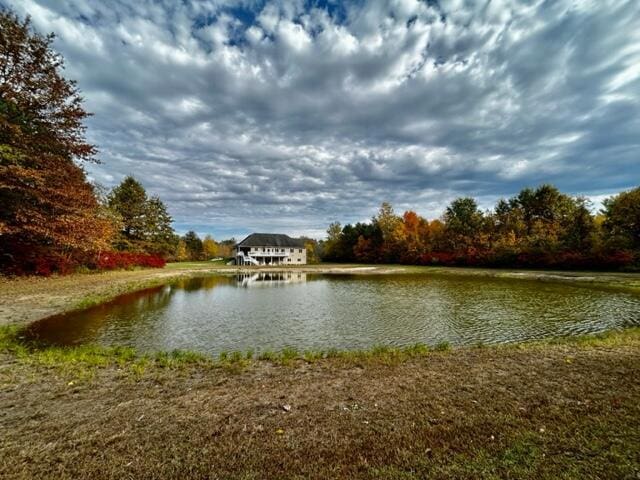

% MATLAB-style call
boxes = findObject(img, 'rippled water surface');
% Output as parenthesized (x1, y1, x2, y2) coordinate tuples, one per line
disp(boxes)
(26, 273, 640, 355)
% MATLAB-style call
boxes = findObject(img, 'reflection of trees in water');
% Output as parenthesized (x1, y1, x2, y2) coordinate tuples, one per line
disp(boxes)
(236, 272, 307, 287)
(27, 284, 180, 346)
(174, 275, 234, 292)
(29, 276, 239, 347)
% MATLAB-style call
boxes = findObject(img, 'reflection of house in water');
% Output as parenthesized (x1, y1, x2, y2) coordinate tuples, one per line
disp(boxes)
(236, 272, 307, 287)
(233, 233, 307, 266)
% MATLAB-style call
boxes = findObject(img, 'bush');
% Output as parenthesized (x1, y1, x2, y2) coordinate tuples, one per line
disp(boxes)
(93, 252, 166, 271)
(0, 243, 80, 276)
(0, 247, 165, 277)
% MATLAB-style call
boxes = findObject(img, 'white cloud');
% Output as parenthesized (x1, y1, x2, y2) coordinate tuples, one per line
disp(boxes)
(6, 0, 640, 239)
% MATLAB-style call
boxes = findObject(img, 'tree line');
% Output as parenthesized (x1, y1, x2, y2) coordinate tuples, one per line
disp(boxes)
(320, 184, 640, 270)
(106, 176, 236, 262)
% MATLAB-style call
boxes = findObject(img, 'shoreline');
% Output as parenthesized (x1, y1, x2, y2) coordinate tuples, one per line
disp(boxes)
(2, 262, 639, 328)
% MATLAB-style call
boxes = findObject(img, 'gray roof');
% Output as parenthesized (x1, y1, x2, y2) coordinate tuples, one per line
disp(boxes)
(236, 233, 305, 248)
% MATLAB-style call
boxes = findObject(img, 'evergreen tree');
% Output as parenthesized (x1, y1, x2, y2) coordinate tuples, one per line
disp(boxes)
(146, 196, 177, 256)
(107, 176, 176, 255)
(183, 231, 204, 260)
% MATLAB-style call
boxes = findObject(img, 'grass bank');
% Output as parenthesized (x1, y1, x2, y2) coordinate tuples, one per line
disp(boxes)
(1, 327, 639, 479)
(2, 322, 638, 374)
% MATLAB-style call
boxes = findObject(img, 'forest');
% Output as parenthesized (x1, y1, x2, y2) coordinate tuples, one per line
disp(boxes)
(320, 185, 640, 270)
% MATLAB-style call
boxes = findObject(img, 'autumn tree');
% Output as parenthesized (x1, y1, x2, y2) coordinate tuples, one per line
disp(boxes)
(374, 202, 403, 262)
(501, 185, 595, 253)
(0, 10, 114, 273)
(319, 184, 634, 269)
(216, 239, 235, 258)
(602, 187, 640, 250)
(397, 211, 429, 262)
(175, 239, 189, 262)
(202, 235, 218, 259)
(322, 222, 343, 261)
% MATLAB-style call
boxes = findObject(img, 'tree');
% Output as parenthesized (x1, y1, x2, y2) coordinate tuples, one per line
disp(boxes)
(374, 202, 403, 262)
(145, 196, 177, 256)
(202, 235, 218, 259)
(0, 10, 114, 273)
(175, 239, 189, 262)
(183, 231, 203, 260)
(301, 237, 320, 264)
(602, 187, 640, 249)
(562, 197, 596, 251)
(322, 222, 343, 261)
(108, 176, 149, 248)
(508, 185, 593, 252)
(107, 176, 176, 256)
(399, 210, 429, 263)
(216, 238, 235, 258)
(443, 197, 485, 251)
(319, 184, 636, 269)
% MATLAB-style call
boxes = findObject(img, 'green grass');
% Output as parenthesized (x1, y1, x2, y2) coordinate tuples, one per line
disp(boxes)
(165, 260, 229, 270)
(2, 324, 639, 377)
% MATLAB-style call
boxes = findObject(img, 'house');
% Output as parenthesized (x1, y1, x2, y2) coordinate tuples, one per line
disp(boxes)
(233, 233, 307, 266)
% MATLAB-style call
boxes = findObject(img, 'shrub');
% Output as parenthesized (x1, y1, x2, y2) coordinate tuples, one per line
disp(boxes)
(93, 251, 166, 271)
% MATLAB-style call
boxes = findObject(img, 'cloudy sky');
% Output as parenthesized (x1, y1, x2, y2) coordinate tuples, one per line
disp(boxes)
(7, 0, 640, 239)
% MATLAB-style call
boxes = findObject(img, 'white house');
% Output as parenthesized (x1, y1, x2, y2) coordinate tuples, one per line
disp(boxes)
(233, 233, 307, 266)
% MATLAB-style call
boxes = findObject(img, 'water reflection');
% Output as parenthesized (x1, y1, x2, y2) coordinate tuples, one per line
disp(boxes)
(236, 272, 307, 287)
(25, 273, 640, 355)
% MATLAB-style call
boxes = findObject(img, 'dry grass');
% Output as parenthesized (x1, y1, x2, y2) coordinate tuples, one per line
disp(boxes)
(1, 330, 639, 480)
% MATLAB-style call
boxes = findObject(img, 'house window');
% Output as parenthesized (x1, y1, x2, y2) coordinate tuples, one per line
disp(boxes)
(298, 249, 303, 253)
(281, 249, 285, 252)
(297, 258, 301, 262)
(287, 258, 291, 262)
(290, 248, 294, 252)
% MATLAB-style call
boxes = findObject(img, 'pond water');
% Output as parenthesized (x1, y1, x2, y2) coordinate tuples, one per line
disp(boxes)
(25, 272, 640, 355)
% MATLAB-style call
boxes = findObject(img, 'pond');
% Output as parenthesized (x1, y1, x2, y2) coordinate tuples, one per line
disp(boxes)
(25, 272, 640, 355)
